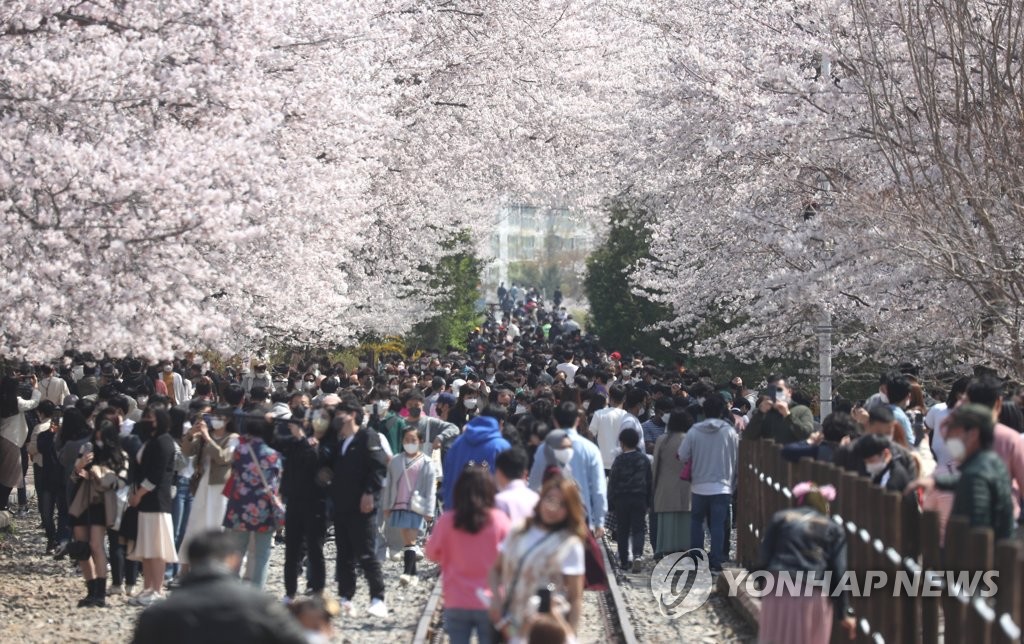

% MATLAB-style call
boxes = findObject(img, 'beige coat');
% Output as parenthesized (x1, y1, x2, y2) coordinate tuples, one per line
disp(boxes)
(652, 431, 691, 513)
(182, 432, 238, 485)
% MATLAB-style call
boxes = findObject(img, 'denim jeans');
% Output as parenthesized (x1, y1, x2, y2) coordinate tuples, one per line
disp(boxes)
(444, 608, 493, 644)
(690, 493, 731, 570)
(167, 475, 192, 578)
(613, 494, 647, 566)
(231, 530, 274, 589)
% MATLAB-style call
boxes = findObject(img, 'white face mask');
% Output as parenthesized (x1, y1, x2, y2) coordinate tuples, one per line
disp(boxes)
(553, 447, 573, 465)
(464, 398, 478, 410)
(210, 418, 226, 431)
(514, 405, 528, 415)
(582, 401, 590, 411)
(163, 365, 173, 373)
(403, 443, 420, 455)
(661, 413, 671, 424)
(621, 370, 631, 379)
(374, 400, 390, 415)
(95, 440, 105, 449)
(865, 459, 887, 475)
(946, 437, 967, 462)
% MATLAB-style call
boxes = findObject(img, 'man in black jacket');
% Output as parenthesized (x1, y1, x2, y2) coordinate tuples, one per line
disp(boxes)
(327, 397, 389, 618)
(131, 530, 307, 644)
(275, 392, 327, 600)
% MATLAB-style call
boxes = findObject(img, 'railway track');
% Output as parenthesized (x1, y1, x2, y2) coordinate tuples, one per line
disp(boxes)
(412, 535, 637, 643)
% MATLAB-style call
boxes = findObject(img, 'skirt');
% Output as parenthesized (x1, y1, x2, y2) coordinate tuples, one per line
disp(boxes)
(129, 511, 179, 563)
(655, 511, 691, 555)
(759, 592, 833, 644)
(177, 474, 227, 564)
(389, 509, 425, 530)
(70, 503, 107, 527)
(0, 436, 23, 489)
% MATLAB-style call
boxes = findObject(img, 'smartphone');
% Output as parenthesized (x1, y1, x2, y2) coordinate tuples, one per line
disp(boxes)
(766, 385, 779, 402)
(537, 585, 553, 613)
(79, 441, 93, 456)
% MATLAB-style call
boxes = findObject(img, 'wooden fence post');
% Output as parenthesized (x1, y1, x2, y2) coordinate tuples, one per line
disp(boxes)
(919, 510, 941, 644)
(900, 494, 922, 644)
(993, 540, 1023, 644)
(943, 516, 969, 643)
(967, 528, 994, 644)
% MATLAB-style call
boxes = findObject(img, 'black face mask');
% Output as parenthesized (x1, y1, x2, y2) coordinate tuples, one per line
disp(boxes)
(291, 406, 307, 419)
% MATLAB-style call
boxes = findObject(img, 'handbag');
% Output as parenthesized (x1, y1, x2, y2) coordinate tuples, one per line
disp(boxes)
(110, 482, 130, 531)
(244, 444, 286, 528)
(402, 457, 429, 516)
(68, 478, 91, 518)
(679, 459, 693, 481)
(583, 529, 609, 591)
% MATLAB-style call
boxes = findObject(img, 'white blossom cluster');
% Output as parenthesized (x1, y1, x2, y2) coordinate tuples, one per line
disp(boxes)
(2, 1, 1021, 375)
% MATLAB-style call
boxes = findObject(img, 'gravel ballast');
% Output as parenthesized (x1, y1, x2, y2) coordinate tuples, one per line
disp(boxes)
(3, 491, 755, 643)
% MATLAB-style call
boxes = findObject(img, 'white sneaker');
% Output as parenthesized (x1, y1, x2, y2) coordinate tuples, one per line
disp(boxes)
(339, 599, 358, 618)
(390, 550, 404, 561)
(107, 584, 124, 596)
(412, 545, 424, 561)
(125, 585, 136, 597)
(367, 598, 388, 618)
(398, 574, 409, 586)
(129, 590, 161, 607)
(405, 575, 419, 587)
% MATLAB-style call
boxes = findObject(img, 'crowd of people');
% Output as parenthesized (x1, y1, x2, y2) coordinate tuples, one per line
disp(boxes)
(1, 288, 1023, 644)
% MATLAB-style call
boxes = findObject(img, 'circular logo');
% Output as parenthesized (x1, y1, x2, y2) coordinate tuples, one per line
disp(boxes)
(650, 548, 713, 617)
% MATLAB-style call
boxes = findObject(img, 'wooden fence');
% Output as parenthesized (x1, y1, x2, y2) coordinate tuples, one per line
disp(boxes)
(735, 439, 1024, 643)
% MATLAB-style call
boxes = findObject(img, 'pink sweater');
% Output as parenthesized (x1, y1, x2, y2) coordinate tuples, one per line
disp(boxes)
(425, 508, 511, 610)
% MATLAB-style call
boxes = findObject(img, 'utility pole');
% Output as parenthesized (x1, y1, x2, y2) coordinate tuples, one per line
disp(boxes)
(817, 309, 833, 418)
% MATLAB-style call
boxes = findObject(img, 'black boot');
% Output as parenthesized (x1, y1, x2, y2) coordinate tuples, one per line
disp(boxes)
(77, 580, 93, 607)
(403, 548, 417, 576)
(91, 578, 107, 607)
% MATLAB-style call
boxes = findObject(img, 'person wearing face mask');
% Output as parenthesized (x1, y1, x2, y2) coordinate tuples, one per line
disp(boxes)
(323, 397, 390, 618)
(639, 396, 672, 457)
(158, 361, 193, 407)
(744, 374, 814, 445)
(176, 406, 240, 578)
(367, 388, 406, 455)
(241, 362, 273, 396)
(449, 385, 481, 431)
(405, 392, 459, 460)
(852, 405, 919, 480)
(275, 398, 329, 602)
(382, 427, 436, 586)
(907, 404, 1015, 540)
(857, 435, 911, 492)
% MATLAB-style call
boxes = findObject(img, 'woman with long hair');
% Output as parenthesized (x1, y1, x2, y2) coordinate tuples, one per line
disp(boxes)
(426, 465, 511, 644)
(757, 481, 856, 643)
(490, 476, 586, 643)
(67, 416, 128, 607)
(651, 409, 695, 556)
(127, 408, 179, 606)
(0, 374, 40, 513)
(176, 405, 240, 575)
